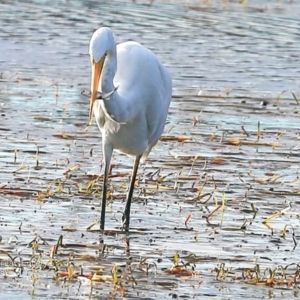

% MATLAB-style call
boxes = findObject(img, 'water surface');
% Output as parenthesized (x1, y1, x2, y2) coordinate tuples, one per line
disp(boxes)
(1, 0, 300, 299)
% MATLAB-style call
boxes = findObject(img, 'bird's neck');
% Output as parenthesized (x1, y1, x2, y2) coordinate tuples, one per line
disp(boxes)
(101, 53, 117, 94)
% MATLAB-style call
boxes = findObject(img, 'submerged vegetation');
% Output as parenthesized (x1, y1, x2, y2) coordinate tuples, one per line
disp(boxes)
(1, 0, 300, 298)
(1, 87, 300, 298)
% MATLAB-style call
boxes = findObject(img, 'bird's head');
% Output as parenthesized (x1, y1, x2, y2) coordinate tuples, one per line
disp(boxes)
(88, 27, 115, 125)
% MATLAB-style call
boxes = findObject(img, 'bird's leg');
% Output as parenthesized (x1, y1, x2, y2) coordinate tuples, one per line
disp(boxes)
(100, 162, 109, 230)
(100, 145, 113, 230)
(123, 154, 142, 230)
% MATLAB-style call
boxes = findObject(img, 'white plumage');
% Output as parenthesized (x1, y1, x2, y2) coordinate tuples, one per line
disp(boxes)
(88, 27, 172, 230)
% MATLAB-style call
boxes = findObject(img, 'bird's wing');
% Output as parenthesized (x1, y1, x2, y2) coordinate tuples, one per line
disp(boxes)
(114, 41, 172, 140)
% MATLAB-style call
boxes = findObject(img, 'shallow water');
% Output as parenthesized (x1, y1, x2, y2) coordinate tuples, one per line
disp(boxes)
(1, 0, 300, 299)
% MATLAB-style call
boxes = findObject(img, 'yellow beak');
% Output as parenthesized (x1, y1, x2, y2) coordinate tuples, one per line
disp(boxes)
(88, 56, 105, 125)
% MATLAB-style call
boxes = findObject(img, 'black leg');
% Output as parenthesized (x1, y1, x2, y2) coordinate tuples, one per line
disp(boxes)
(123, 154, 142, 230)
(100, 145, 113, 231)
(100, 161, 109, 230)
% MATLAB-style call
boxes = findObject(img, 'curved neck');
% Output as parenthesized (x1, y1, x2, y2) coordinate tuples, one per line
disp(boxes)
(101, 50, 117, 94)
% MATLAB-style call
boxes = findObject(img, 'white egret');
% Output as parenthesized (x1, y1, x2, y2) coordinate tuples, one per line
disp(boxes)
(88, 27, 172, 230)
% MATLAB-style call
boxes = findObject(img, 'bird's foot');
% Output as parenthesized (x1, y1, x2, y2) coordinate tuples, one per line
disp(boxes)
(122, 213, 129, 231)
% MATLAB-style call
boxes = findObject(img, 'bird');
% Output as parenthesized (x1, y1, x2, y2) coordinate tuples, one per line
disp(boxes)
(88, 27, 172, 230)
